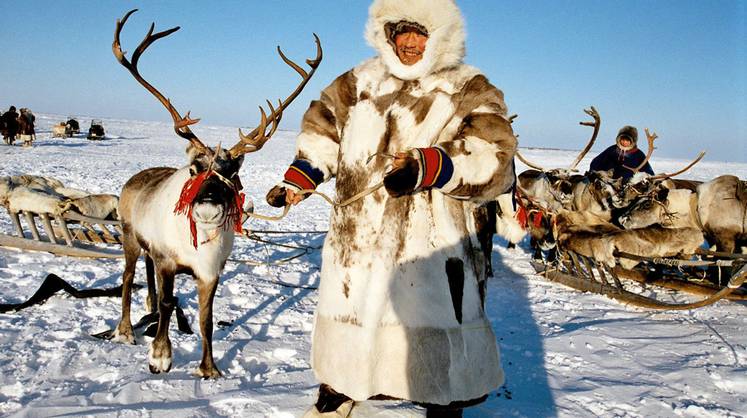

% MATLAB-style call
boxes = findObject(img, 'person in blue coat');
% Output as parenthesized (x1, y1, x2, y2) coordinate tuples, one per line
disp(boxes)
(589, 125, 654, 180)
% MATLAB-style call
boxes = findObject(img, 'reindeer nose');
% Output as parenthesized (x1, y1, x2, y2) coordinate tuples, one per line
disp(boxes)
(197, 187, 223, 204)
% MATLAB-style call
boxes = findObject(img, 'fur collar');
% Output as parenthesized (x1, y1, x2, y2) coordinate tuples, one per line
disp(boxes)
(365, 0, 465, 80)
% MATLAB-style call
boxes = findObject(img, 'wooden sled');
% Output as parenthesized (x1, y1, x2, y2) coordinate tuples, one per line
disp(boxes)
(0, 206, 123, 258)
(533, 250, 747, 310)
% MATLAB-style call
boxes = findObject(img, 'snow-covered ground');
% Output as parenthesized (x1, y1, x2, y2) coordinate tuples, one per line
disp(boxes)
(0, 113, 745, 418)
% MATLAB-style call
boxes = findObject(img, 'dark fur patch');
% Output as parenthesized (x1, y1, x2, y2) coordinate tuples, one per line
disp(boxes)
(342, 274, 351, 298)
(380, 194, 414, 261)
(410, 95, 435, 124)
(453, 75, 507, 119)
(323, 71, 358, 130)
(301, 100, 339, 142)
(330, 163, 370, 267)
(445, 258, 464, 324)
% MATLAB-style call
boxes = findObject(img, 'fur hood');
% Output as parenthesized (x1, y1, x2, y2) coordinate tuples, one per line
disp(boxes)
(365, 0, 466, 80)
(616, 125, 638, 151)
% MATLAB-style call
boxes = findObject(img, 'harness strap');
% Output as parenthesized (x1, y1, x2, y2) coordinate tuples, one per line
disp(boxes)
(688, 192, 704, 230)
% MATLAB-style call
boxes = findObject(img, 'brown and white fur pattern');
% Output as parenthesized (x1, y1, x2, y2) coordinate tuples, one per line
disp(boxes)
(112, 145, 243, 378)
(58, 194, 119, 219)
(554, 210, 704, 270)
(287, 0, 516, 404)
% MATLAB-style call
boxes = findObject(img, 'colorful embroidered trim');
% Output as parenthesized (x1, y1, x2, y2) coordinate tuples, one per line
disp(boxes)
(415, 147, 453, 189)
(282, 159, 324, 191)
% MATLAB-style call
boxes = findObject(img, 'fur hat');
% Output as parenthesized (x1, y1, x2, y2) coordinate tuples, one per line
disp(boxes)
(616, 125, 638, 151)
(365, 0, 465, 80)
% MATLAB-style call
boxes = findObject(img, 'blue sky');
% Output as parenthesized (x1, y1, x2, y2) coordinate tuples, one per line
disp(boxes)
(1, 1, 744, 162)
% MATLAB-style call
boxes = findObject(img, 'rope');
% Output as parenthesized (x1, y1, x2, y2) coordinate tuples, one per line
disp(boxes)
(251, 229, 327, 234)
(243, 152, 393, 223)
(242, 182, 385, 223)
(228, 232, 322, 267)
(615, 251, 739, 268)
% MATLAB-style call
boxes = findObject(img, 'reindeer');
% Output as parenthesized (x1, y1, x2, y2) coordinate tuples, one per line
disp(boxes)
(506, 106, 601, 261)
(619, 174, 746, 254)
(106, 9, 321, 378)
(58, 194, 120, 220)
(552, 207, 705, 270)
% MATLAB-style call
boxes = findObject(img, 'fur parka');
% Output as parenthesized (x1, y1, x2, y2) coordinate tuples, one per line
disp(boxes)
(289, 0, 516, 404)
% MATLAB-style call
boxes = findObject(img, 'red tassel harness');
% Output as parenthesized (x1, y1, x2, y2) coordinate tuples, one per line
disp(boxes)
(173, 171, 244, 249)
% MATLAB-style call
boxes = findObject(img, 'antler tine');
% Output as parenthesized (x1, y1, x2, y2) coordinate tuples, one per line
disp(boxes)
(113, 9, 210, 155)
(516, 150, 546, 172)
(624, 128, 657, 173)
(651, 151, 706, 180)
(265, 99, 283, 138)
(569, 106, 601, 170)
(230, 34, 323, 158)
(235, 100, 284, 154)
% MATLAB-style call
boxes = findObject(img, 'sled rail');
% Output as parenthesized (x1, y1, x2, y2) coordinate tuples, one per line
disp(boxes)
(0, 205, 124, 258)
(535, 250, 747, 310)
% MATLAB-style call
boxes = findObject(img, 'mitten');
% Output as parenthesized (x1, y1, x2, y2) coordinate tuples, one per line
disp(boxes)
(265, 185, 287, 208)
(384, 147, 453, 197)
(267, 159, 325, 207)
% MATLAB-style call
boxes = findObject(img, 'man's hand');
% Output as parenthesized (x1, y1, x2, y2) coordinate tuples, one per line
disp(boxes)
(383, 151, 419, 197)
(266, 186, 306, 207)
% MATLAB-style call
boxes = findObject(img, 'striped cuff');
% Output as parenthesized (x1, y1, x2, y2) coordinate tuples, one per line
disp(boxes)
(282, 159, 324, 191)
(414, 147, 454, 189)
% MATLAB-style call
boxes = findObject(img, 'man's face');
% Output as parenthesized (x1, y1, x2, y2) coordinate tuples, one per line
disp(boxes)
(394, 30, 428, 65)
(618, 137, 633, 148)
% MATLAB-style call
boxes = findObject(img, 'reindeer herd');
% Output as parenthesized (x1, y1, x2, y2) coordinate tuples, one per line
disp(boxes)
(486, 107, 746, 283)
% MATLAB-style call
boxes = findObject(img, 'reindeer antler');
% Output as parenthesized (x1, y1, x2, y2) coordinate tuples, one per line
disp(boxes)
(568, 106, 601, 171)
(515, 151, 545, 171)
(651, 151, 706, 180)
(113, 9, 211, 156)
(229, 34, 323, 157)
(623, 128, 657, 173)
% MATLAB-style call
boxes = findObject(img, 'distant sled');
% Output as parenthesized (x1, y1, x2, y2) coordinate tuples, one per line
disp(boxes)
(86, 119, 106, 140)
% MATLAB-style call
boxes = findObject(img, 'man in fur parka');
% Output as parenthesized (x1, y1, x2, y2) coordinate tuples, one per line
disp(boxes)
(266, 0, 517, 416)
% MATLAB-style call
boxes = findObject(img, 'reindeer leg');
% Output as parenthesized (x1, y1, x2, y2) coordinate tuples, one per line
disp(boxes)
(149, 267, 175, 374)
(710, 234, 736, 285)
(144, 255, 157, 313)
(531, 238, 543, 261)
(196, 276, 221, 378)
(113, 226, 140, 344)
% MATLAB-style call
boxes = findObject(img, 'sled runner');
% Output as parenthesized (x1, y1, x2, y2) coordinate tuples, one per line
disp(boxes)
(0, 206, 124, 258)
(532, 250, 747, 310)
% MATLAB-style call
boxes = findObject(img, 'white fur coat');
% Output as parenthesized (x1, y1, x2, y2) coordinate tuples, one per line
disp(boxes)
(290, 0, 517, 404)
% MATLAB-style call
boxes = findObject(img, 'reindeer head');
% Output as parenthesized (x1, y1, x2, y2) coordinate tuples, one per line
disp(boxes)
(618, 186, 670, 229)
(178, 145, 245, 231)
(113, 9, 321, 240)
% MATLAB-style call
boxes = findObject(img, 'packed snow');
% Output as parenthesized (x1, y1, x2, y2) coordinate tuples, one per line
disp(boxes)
(0, 113, 745, 417)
